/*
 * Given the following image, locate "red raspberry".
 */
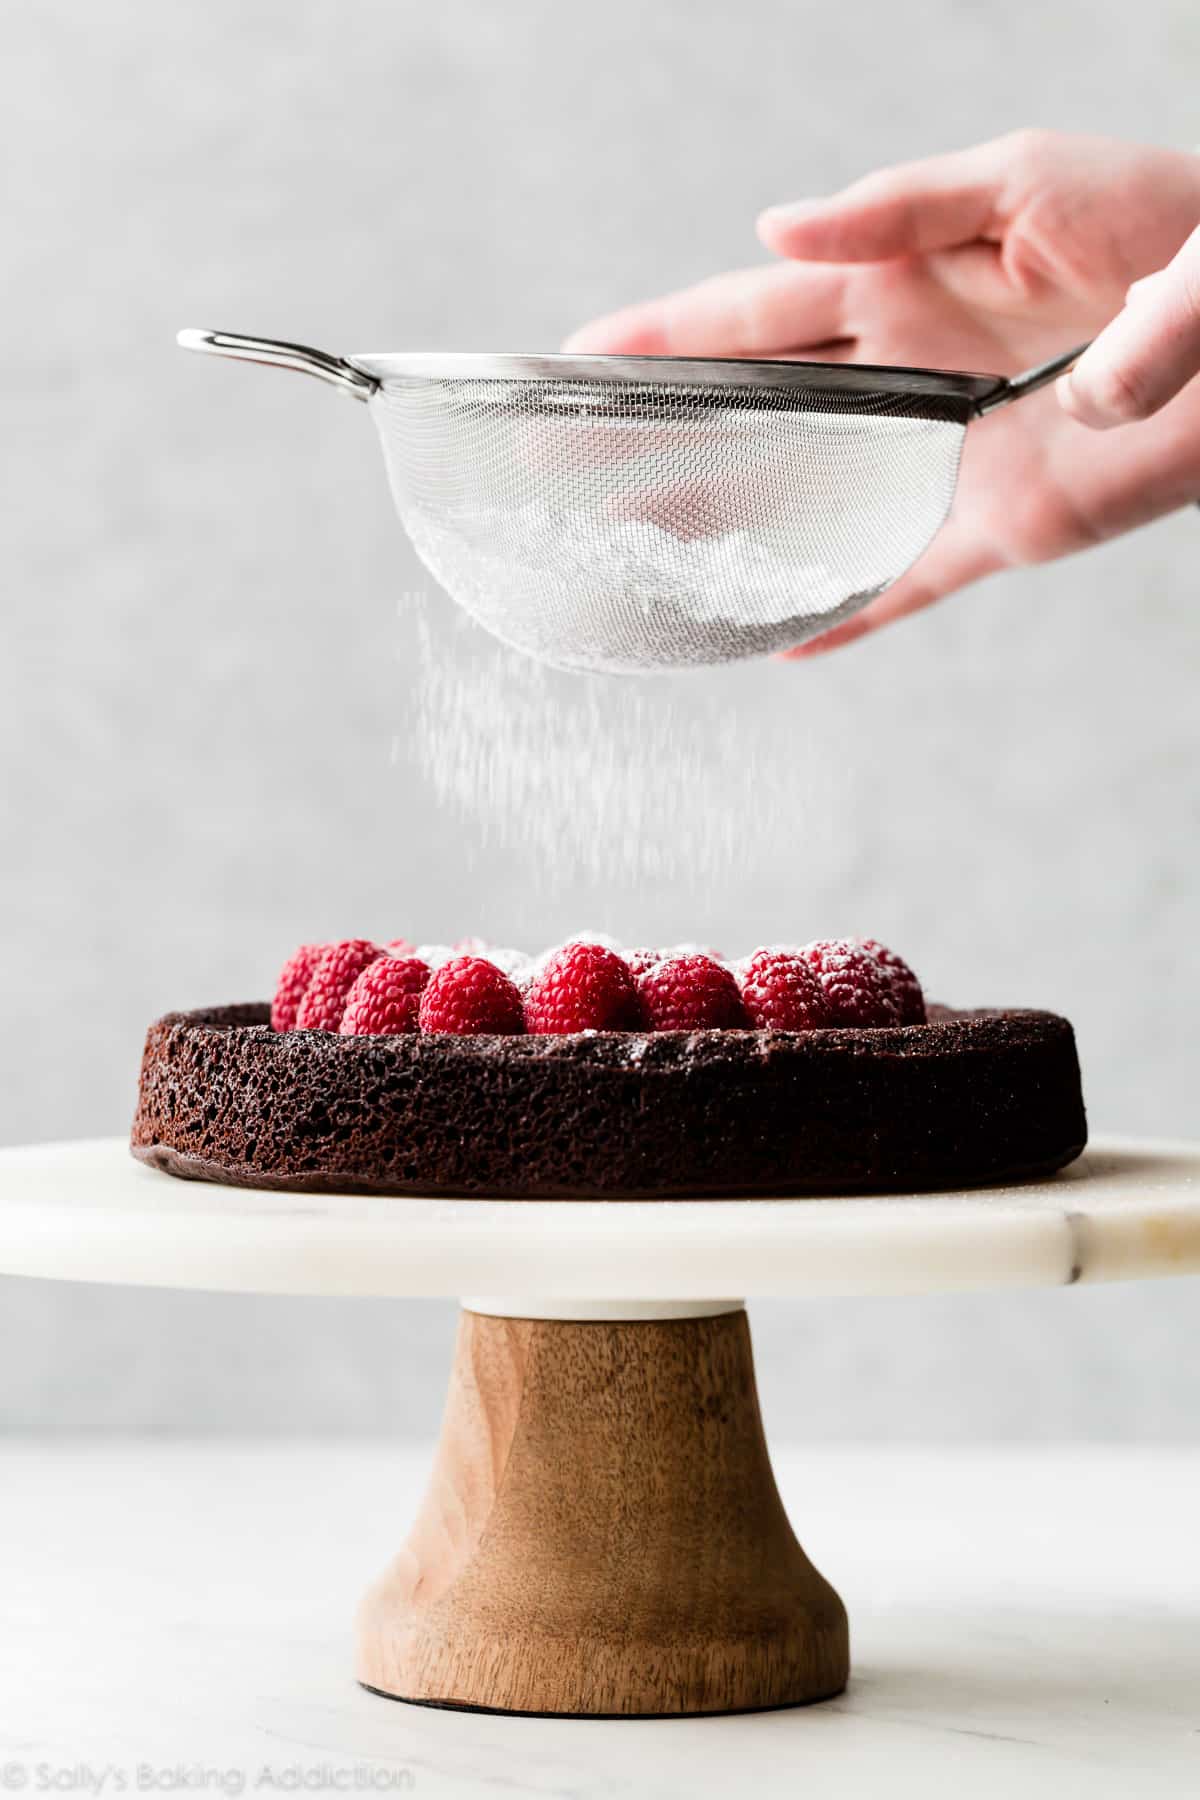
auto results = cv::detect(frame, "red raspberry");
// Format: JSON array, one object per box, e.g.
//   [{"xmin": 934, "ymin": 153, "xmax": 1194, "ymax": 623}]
[
  {"xmin": 339, "ymin": 955, "xmax": 431, "ymax": 1036},
  {"xmin": 637, "ymin": 954, "xmax": 747, "ymax": 1031},
  {"xmin": 799, "ymin": 939, "xmax": 900, "ymax": 1027},
  {"xmin": 270, "ymin": 942, "xmax": 327, "ymax": 1033},
  {"xmin": 624, "ymin": 949, "xmax": 663, "ymax": 978},
  {"xmin": 418, "ymin": 955, "xmax": 524, "ymax": 1035},
  {"xmin": 738, "ymin": 950, "xmax": 829, "ymax": 1031},
  {"xmin": 858, "ymin": 938, "xmax": 926, "ymax": 1025},
  {"xmin": 295, "ymin": 939, "xmax": 385, "ymax": 1032},
  {"xmin": 387, "ymin": 937, "xmax": 417, "ymax": 957},
  {"xmin": 524, "ymin": 942, "xmax": 642, "ymax": 1034}
]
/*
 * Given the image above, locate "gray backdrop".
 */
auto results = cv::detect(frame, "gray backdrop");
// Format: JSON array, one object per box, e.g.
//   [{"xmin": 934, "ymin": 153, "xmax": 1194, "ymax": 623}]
[{"xmin": 2, "ymin": 0, "xmax": 1197, "ymax": 1439}]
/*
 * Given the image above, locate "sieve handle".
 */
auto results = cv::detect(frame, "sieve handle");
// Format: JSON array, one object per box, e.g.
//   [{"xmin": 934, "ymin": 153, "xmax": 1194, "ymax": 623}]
[
  {"xmin": 973, "ymin": 342, "xmax": 1090, "ymax": 416},
  {"xmin": 176, "ymin": 329, "xmax": 377, "ymax": 402}
]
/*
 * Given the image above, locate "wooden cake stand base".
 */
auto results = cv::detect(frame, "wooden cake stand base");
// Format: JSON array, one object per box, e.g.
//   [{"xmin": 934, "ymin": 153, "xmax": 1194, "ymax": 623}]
[{"xmin": 356, "ymin": 1304, "xmax": 848, "ymax": 1716}]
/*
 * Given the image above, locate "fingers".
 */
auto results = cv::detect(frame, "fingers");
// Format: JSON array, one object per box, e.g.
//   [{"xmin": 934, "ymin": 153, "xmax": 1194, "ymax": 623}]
[
  {"xmin": 562, "ymin": 261, "xmax": 851, "ymax": 357},
  {"xmin": 758, "ymin": 138, "xmax": 1014, "ymax": 264},
  {"xmin": 780, "ymin": 530, "xmax": 995, "ymax": 659},
  {"xmin": 781, "ymin": 584, "xmax": 943, "ymax": 658},
  {"xmin": 1057, "ymin": 222, "xmax": 1200, "ymax": 427}
]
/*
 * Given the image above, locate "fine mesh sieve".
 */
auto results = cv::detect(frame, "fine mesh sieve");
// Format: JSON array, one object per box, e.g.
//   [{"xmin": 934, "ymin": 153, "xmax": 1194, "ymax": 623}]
[{"xmin": 178, "ymin": 330, "xmax": 1086, "ymax": 674}]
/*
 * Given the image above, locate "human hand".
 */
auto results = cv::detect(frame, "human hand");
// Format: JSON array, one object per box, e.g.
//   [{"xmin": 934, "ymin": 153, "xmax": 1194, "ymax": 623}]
[{"xmin": 565, "ymin": 132, "xmax": 1200, "ymax": 654}]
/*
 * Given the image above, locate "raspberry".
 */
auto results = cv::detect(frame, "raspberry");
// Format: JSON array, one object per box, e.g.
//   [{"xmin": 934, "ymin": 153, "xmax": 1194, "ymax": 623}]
[
  {"xmin": 738, "ymin": 950, "xmax": 829, "ymax": 1031},
  {"xmin": 295, "ymin": 939, "xmax": 385, "ymax": 1032},
  {"xmin": 339, "ymin": 955, "xmax": 431, "ymax": 1036},
  {"xmin": 798, "ymin": 938, "xmax": 900, "ymax": 1027},
  {"xmin": 624, "ymin": 949, "xmax": 664, "ymax": 978},
  {"xmin": 637, "ymin": 953, "xmax": 747, "ymax": 1031},
  {"xmin": 524, "ymin": 942, "xmax": 642, "ymax": 1034},
  {"xmin": 270, "ymin": 942, "xmax": 327, "ymax": 1033},
  {"xmin": 418, "ymin": 955, "xmax": 524, "ymax": 1035},
  {"xmin": 858, "ymin": 938, "xmax": 926, "ymax": 1025},
  {"xmin": 387, "ymin": 937, "xmax": 417, "ymax": 957}
]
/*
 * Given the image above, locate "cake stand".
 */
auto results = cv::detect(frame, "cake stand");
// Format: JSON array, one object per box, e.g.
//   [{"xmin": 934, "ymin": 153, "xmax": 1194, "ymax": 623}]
[{"xmin": 2, "ymin": 1134, "xmax": 1198, "ymax": 1720}]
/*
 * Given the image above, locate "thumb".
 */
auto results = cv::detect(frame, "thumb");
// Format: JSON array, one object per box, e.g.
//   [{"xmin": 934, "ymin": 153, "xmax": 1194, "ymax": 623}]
[{"xmin": 1058, "ymin": 223, "xmax": 1200, "ymax": 428}]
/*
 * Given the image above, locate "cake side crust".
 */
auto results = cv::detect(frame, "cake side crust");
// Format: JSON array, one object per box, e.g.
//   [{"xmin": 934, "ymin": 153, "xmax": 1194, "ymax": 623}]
[{"xmin": 131, "ymin": 1004, "xmax": 1088, "ymax": 1199}]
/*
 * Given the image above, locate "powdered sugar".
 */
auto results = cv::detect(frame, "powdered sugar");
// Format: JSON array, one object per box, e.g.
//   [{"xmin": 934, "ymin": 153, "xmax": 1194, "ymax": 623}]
[
  {"xmin": 400, "ymin": 605, "xmax": 806, "ymax": 888},
  {"xmin": 414, "ymin": 944, "xmax": 458, "ymax": 971},
  {"xmin": 405, "ymin": 507, "xmax": 858, "ymax": 674},
  {"xmin": 482, "ymin": 945, "xmax": 534, "ymax": 982}
]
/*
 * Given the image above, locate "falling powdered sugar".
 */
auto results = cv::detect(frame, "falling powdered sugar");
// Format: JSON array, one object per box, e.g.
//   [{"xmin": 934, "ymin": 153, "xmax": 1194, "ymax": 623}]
[{"xmin": 399, "ymin": 604, "xmax": 806, "ymax": 887}]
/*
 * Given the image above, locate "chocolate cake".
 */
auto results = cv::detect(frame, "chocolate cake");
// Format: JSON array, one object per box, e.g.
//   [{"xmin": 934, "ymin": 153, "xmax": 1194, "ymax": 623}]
[{"xmin": 131, "ymin": 1003, "xmax": 1087, "ymax": 1198}]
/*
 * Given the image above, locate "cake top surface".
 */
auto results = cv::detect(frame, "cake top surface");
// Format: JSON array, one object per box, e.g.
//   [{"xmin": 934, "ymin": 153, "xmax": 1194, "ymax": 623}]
[{"xmin": 154, "ymin": 1000, "xmax": 1074, "ymax": 1068}]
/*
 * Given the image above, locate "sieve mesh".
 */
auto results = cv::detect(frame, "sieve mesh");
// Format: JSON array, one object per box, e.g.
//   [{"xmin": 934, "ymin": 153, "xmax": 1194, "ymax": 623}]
[{"xmin": 369, "ymin": 374, "xmax": 969, "ymax": 673}]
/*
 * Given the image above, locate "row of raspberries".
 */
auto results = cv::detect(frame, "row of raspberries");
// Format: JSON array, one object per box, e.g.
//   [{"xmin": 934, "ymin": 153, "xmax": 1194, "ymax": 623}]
[{"xmin": 271, "ymin": 936, "xmax": 925, "ymax": 1038}]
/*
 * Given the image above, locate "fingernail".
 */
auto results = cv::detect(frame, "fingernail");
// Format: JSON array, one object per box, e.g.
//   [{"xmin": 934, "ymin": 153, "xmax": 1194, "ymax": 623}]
[
  {"xmin": 760, "ymin": 198, "xmax": 826, "ymax": 227},
  {"xmin": 1125, "ymin": 270, "xmax": 1166, "ymax": 306},
  {"xmin": 1055, "ymin": 371, "xmax": 1082, "ymax": 414},
  {"xmin": 561, "ymin": 327, "xmax": 610, "ymax": 353},
  {"xmin": 1056, "ymin": 369, "xmax": 1116, "ymax": 430}
]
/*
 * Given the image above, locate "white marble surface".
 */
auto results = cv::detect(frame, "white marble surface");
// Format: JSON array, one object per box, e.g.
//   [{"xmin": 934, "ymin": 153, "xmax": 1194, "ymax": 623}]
[
  {"xmin": 2, "ymin": 1441, "xmax": 1198, "ymax": 1796},
  {"xmin": 0, "ymin": 1138, "xmax": 1198, "ymax": 1301}
]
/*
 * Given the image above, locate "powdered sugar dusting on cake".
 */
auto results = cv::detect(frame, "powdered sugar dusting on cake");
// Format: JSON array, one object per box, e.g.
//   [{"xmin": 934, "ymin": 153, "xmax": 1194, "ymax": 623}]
[{"xmin": 415, "ymin": 944, "xmax": 459, "ymax": 971}]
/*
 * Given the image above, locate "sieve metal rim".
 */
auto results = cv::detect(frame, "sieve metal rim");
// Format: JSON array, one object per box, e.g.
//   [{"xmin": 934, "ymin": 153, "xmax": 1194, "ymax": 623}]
[
  {"xmin": 349, "ymin": 349, "xmax": 1001, "ymax": 407},
  {"xmin": 178, "ymin": 332, "xmax": 1084, "ymax": 418}
]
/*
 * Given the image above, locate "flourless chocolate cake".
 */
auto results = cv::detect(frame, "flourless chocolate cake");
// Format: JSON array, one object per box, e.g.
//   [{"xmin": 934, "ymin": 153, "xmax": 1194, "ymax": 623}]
[{"xmin": 131, "ymin": 994, "xmax": 1087, "ymax": 1199}]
